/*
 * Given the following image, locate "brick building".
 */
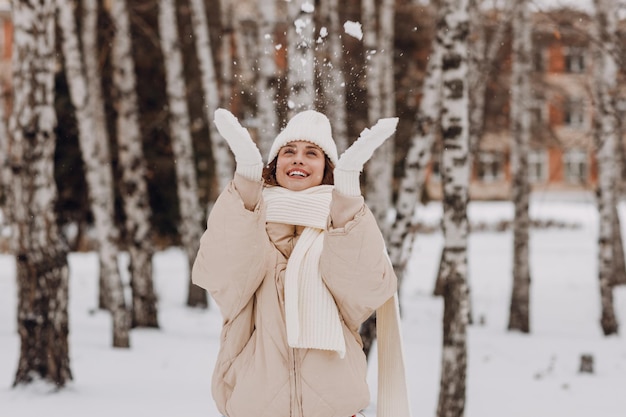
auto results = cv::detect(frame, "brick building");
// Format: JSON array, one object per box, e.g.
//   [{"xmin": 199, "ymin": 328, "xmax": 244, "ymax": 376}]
[{"xmin": 426, "ymin": 8, "xmax": 626, "ymax": 201}]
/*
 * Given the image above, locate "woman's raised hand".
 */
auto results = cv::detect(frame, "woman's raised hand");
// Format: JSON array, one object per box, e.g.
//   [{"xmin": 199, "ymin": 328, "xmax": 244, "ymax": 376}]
[
  {"xmin": 214, "ymin": 108, "xmax": 263, "ymax": 181},
  {"xmin": 334, "ymin": 117, "xmax": 399, "ymax": 196}
]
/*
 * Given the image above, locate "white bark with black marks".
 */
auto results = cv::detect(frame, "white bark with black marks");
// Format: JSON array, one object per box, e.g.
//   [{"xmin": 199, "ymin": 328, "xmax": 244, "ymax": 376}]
[
  {"xmin": 362, "ymin": 0, "xmax": 395, "ymax": 236},
  {"xmin": 388, "ymin": 31, "xmax": 443, "ymax": 283},
  {"xmin": 358, "ymin": 0, "xmax": 396, "ymax": 357},
  {"xmin": 287, "ymin": 0, "xmax": 315, "ymax": 113},
  {"xmin": 158, "ymin": 0, "xmax": 207, "ymax": 308},
  {"xmin": 107, "ymin": 0, "xmax": 159, "ymax": 327},
  {"xmin": 317, "ymin": 0, "xmax": 348, "ymax": 153},
  {"xmin": 11, "ymin": 0, "xmax": 72, "ymax": 387},
  {"xmin": 57, "ymin": 0, "xmax": 130, "ymax": 347},
  {"xmin": 436, "ymin": 0, "xmax": 470, "ymax": 415},
  {"xmin": 362, "ymin": 0, "xmax": 380, "ymax": 120},
  {"xmin": 388, "ymin": 1, "xmax": 510, "ymax": 293},
  {"xmin": 189, "ymin": 0, "xmax": 234, "ymax": 195},
  {"xmin": 591, "ymin": 0, "xmax": 619, "ymax": 335},
  {"xmin": 255, "ymin": 0, "xmax": 279, "ymax": 158}
]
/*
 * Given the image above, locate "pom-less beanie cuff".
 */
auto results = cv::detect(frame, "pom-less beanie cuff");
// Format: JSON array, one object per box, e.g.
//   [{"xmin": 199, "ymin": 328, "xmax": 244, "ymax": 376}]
[{"xmin": 267, "ymin": 110, "xmax": 339, "ymax": 165}]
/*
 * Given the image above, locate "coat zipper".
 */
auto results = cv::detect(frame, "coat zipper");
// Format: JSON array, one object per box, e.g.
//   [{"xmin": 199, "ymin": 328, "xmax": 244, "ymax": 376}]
[
  {"xmin": 288, "ymin": 347, "xmax": 296, "ymax": 416},
  {"xmin": 289, "ymin": 347, "xmax": 303, "ymax": 417},
  {"xmin": 294, "ymin": 349, "xmax": 303, "ymax": 417}
]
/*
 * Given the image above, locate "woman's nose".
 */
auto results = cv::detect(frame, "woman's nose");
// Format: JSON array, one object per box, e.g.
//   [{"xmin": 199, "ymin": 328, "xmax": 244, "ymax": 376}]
[{"xmin": 292, "ymin": 153, "xmax": 304, "ymax": 164}]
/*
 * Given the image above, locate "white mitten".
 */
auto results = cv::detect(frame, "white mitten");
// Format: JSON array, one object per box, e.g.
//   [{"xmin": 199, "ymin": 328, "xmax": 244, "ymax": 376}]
[
  {"xmin": 334, "ymin": 117, "xmax": 399, "ymax": 196},
  {"xmin": 214, "ymin": 108, "xmax": 263, "ymax": 181}
]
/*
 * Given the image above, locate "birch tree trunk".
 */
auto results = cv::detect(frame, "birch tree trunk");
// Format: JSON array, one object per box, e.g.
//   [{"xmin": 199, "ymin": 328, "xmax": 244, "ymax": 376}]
[
  {"xmin": 107, "ymin": 0, "xmax": 159, "ymax": 327},
  {"xmin": 611, "ymin": 203, "xmax": 626, "ymax": 286},
  {"xmin": 57, "ymin": 0, "xmax": 130, "ymax": 347},
  {"xmin": 388, "ymin": 28, "xmax": 443, "ymax": 284},
  {"xmin": 433, "ymin": 2, "xmax": 510, "ymax": 299},
  {"xmin": 467, "ymin": 0, "xmax": 484, "ymax": 159},
  {"xmin": 189, "ymin": 0, "xmax": 234, "ymax": 196},
  {"xmin": 287, "ymin": 0, "xmax": 315, "ymax": 114},
  {"xmin": 361, "ymin": 0, "xmax": 395, "ymax": 236},
  {"xmin": 388, "ymin": 3, "xmax": 500, "ymax": 307},
  {"xmin": 318, "ymin": 0, "xmax": 348, "ymax": 153},
  {"xmin": 612, "ymin": 110, "xmax": 626, "ymax": 287},
  {"xmin": 255, "ymin": 0, "xmax": 279, "ymax": 158},
  {"xmin": 507, "ymin": 0, "xmax": 532, "ymax": 334},
  {"xmin": 359, "ymin": 0, "xmax": 396, "ymax": 357},
  {"xmin": 436, "ymin": 0, "xmax": 470, "ymax": 415},
  {"xmin": 365, "ymin": 0, "xmax": 395, "ymax": 234},
  {"xmin": 591, "ymin": 0, "xmax": 619, "ymax": 336},
  {"xmin": 81, "ymin": 0, "xmax": 109, "ymax": 312},
  {"xmin": 361, "ymin": 0, "xmax": 380, "ymax": 121},
  {"xmin": 158, "ymin": 0, "xmax": 207, "ymax": 308},
  {"xmin": 11, "ymin": 0, "xmax": 72, "ymax": 386}
]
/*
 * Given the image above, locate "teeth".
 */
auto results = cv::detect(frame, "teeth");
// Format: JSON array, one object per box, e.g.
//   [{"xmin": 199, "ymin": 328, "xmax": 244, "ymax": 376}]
[{"xmin": 289, "ymin": 170, "xmax": 307, "ymax": 177}]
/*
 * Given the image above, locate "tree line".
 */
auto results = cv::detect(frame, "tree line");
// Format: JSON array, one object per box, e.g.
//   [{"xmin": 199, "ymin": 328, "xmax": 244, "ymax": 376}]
[{"xmin": 0, "ymin": 0, "xmax": 623, "ymax": 416}]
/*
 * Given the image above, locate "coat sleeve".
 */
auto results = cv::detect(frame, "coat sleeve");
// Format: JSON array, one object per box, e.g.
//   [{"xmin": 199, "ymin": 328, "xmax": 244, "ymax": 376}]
[
  {"xmin": 320, "ymin": 193, "xmax": 397, "ymax": 333},
  {"xmin": 191, "ymin": 180, "xmax": 269, "ymax": 321}
]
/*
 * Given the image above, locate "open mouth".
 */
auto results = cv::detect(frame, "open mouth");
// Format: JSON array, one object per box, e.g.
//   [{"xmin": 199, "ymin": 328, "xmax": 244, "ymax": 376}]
[{"xmin": 287, "ymin": 169, "xmax": 309, "ymax": 178}]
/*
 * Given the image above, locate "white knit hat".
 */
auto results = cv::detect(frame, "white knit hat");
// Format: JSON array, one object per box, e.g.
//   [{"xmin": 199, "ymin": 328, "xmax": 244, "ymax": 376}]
[{"xmin": 267, "ymin": 110, "xmax": 339, "ymax": 165}]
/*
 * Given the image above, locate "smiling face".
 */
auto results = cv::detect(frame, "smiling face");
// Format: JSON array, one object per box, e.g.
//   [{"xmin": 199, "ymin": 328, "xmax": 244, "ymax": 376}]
[{"xmin": 275, "ymin": 141, "xmax": 327, "ymax": 191}]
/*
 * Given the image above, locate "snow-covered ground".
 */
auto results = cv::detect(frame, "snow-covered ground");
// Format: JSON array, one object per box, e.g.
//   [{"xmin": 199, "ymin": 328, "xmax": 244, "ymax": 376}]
[{"xmin": 1, "ymin": 195, "xmax": 625, "ymax": 417}]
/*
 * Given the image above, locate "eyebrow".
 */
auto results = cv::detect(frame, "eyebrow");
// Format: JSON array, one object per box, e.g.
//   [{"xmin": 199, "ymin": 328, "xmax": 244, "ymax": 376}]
[{"xmin": 282, "ymin": 144, "xmax": 322, "ymax": 151}]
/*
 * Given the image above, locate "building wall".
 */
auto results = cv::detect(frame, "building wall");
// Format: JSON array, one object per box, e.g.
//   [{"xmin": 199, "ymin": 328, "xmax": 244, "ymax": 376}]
[
  {"xmin": 548, "ymin": 148, "xmax": 564, "ymax": 183},
  {"xmin": 422, "ymin": 9, "xmax": 623, "ymax": 201}
]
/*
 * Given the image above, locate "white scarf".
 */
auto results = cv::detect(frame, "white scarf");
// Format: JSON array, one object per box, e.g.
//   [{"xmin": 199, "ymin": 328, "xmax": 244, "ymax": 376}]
[
  {"xmin": 264, "ymin": 185, "xmax": 346, "ymax": 358},
  {"xmin": 263, "ymin": 185, "xmax": 412, "ymax": 417}
]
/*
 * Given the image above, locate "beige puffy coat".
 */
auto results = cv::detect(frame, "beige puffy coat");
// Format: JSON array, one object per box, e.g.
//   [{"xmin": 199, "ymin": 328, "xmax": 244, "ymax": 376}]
[{"xmin": 192, "ymin": 178, "xmax": 397, "ymax": 417}]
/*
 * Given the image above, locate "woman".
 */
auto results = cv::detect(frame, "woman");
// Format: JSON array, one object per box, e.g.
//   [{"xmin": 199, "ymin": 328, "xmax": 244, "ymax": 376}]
[{"xmin": 192, "ymin": 109, "xmax": 409, "ymax": 417}]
